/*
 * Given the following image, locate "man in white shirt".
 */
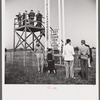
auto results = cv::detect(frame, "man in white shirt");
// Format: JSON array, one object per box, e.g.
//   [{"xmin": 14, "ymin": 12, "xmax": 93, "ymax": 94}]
[{"xmin": 63, "ymin": 39, "xmax": 75, "ymax": 79}]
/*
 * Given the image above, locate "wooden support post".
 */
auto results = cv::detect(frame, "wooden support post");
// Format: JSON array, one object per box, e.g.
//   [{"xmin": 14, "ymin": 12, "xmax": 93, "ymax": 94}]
[
  {"xmin": 32, "ymin": 32, "xmax": 34, "ymax": 50},
  {"xmin": 13, "ymin": 18, "xmax": 16, "ymax": 65},
  {"xmin": 24, "ymin": 20, "xmax": 27, "ymax": 67},
  {"xmin": 13, "ymin": 19, "xmax": 16, "ymax": 50},
  {"xmin": 59, "ymin": 56, "xmax": 61, "ymax": 65},
  {"xmin": 25, "ymin": 27, "xmax": 27, "ymax": 50}
]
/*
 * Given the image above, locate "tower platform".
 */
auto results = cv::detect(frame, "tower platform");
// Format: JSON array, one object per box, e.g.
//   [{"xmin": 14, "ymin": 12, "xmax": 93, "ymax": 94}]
[
  {"xmin": 14, "ymin": 24, "xmax": 45, "ymax": 50},
  {"xmin": 15, "ymin": 25, "xmax": 45, "ymax": 32}
]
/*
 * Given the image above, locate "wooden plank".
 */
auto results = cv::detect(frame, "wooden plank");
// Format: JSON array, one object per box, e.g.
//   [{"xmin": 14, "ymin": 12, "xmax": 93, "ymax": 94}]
[{"xmin": 15, "ymin": 25, "xmax": 44, "ymax": 32}]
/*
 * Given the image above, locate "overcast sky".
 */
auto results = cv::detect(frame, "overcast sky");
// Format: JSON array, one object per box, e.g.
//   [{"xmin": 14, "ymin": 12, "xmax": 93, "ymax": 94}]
[
  {"xmin": 50, "ymin": 0, "xmax": 96, "ymax": 47},
  {"xmin": 5, "ymin": 0, "xmax": 96, "ymax": 49}
]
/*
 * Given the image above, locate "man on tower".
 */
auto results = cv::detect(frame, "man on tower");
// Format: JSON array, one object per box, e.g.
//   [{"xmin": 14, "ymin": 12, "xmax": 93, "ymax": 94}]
[
  {"xmin": 36, "ymin": 10, "xmax": 42, "ymax": 27},
  {"xmin": 16, "ymin": 12, "xmax": 22, "ymax": 27},
  {"xmin": 28, "ymin": 10, "xmax": 35, "ymax": 26}
]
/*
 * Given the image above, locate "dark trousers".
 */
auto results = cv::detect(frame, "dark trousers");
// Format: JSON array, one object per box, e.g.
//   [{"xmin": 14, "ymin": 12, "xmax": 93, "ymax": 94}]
[
  {"xmin": 23, "ymin": 20, "xmax": 25, "ymax": 25},
  {"xmin": 48, "ymin": 60, "xmax": 55, "ymax": 73},
  {"xmin": 80, "ymin": 59, "xmax": 88, "ymax": 80},
  {"xmin": 36, "ymin": 22, "xmax": 42, "ymax": 27}
]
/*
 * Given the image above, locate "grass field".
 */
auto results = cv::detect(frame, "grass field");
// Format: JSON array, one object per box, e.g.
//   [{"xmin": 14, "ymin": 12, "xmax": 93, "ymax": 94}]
[{"xmin": 5, "ymin": 54, "xmax": 96, "ymax": 84}]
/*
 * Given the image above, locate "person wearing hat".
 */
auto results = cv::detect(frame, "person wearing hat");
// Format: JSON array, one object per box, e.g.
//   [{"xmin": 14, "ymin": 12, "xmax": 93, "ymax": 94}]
[
  {"xmin": 34, "ymin": 41, "xmax": 44, "ymax": 73},
  {"xmin": 63, "ymin": 39, "xmax": 75, "ymax": 79},
  {"xmin": 79, "ymin": 40, "xmax": 90, "ymax": 80},
  {"xmin": 16, "ymin": 12, "xmax": 22, "ymax": 27},
  {"xmin": 47, "ymin": 48, "xmax": 56, "ymax": 74},
  {"xmin": 28, "ymin": 10, "xmax": 35, "ymax": 26},
  {"xmin": 36, "ymin": 10, "xmax": 42, "ymax": 27}
]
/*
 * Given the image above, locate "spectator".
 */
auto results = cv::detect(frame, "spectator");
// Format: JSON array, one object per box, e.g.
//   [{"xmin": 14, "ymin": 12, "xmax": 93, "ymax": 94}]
[
  {"xmin": 63, "ymin": 39, "xmax": 75, "ymax": 79},
  {"xmin": 34, "ymin": 41, "xmax": 44, "ymax": 73},
  {"xmin": 47, "ymin": 48, "xmax": 56, "ymax": 74},
  {"xmin": 79, "ymin": 40, "xmax": 90, "ymax": 80}
]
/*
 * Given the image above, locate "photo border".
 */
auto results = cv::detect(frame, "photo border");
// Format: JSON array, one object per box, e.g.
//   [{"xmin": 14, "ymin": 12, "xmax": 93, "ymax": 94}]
[
  {"xmin": 0, "ymin": 0, "xmax": 2, "ymax": 99},
  {"xmin": 1, "ymin": 0, "xmax": 99, "ymax": 100}
]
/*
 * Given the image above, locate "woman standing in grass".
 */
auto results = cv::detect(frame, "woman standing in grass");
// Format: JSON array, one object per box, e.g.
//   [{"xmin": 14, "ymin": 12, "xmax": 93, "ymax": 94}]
[{"xmin": 63, "ymin": 39, "xmax": 75, "ymax": 79}]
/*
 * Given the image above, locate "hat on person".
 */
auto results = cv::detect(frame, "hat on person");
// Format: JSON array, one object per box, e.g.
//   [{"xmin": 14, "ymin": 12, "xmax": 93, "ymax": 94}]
[
  {"xmin": 47, "ymin": 48, "xmax": 52, "ymax": 51},
  {"xmin": 81, "ymin": 40, "xmax": 86, "ymax": 44}
]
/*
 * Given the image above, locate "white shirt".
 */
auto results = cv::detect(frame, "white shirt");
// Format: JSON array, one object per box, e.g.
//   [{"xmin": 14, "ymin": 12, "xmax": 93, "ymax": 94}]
[
  {"xmin": 35, "ymin": 45, "xmax": 43, "ymax": 53},
  {"xmin": 63, "ymin": 44, "xmax": 75, "ymax": 61}
]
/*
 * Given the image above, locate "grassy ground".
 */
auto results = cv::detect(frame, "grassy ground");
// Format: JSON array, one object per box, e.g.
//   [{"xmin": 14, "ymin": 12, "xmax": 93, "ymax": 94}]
[{"xmin": 5, "ymin": 55, "xmax": 96, "ymax": 84}]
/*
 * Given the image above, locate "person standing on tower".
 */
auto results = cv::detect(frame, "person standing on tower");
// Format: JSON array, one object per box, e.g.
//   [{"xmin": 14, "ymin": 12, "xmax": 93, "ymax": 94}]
[
  {"xmin": 28, "ymin": 10, "xmax": 35, "ymax": 26},
  {"xmin": 16, "ymin": 12, "xmax": 22, "ymax": 27},
  {"xmin": 25, "ymin": 10, "xmax": 29, "ymax": 25},
  {"xmin": 36, "ymin": 10, "xmax": 42, "ymax": 27}
]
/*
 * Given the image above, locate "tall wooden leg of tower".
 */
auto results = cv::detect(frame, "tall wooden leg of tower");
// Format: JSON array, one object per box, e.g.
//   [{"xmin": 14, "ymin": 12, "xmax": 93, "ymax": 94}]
[
  {"xmin": 32, "ymin": 32, "xmax": 34, "ymax": 50},
  {"xmin": 24, "ymin": 26, "xmax": 27, "ymax": 67},
  {"xmin": 13, "ymin": 19, "xmax": 16, "ymax": 64},
  {"xmin": 13, "ymin": 19, "xmax": 16, "ymax": 50},
  {"xmin": 13, "ymin": 30, "xmax": 15, "ymax": 51},
  {"xmin": 25, "ymin": 26, "xmax": 27, "ymax": 50}
]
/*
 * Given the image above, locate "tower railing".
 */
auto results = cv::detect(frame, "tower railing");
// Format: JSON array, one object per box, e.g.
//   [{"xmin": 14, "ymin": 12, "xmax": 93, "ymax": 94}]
[{"xmin": 14, "ymin": 14, "xmax": 45, "ymax": 29}]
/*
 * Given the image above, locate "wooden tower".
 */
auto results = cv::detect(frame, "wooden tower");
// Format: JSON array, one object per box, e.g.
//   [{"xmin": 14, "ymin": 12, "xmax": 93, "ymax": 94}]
[{"xmin": 13, "ymin": 15, "xmax": 45, "ymax": 51}]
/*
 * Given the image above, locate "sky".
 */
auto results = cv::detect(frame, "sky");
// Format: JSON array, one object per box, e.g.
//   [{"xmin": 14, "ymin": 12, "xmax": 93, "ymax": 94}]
[
  {"xmin": 50, "ymin": 0, "xmax": 96, "ymax": 47},
  {"xmin": 5, "ymin": 0, "xmax": 96, "ymax": 49},
  {"xmin": 64, "ymin": 0, "xmax": 96, "ymax": 47}
]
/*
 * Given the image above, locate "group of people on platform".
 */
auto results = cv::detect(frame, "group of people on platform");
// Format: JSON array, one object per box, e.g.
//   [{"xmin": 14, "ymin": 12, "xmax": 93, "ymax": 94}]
[
  {"xmin": 34, "ymin": 39, "xmax": 93, "ymax": 80},
  {"xmin": 16, "ymin": 10, "xmax": 43, "ymax": 27}
]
